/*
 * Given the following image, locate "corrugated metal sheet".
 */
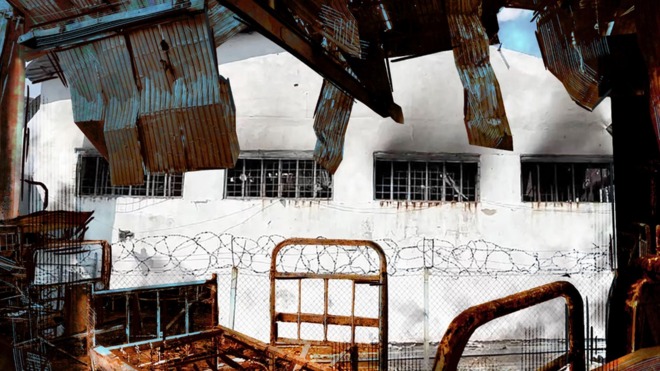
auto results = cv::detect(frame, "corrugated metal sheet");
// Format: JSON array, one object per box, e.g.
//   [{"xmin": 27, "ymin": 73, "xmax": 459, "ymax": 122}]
[
  {"xmin": 313, "ymin": 79, "xmax": 353, "ymax": 174},
  {"xmin": 56, "ymin": 45, "xmax": 110, "ymax": 159},
  {"xmin": 131, "ymin": 14, "xmax": 239, "ymax": 173},
  {"xmin": 635, "ymin": 0, "xmax": 660, "ymax": 150},
  {"xmin": 208, "ymin": 1, "xmax": 247, "ymax": 47},
  {"xmin": 95, "ymin": 36, "xmax": 144, "ymax": 186},
  {"xmin": 282, "ymin": 0, "xmax": 362, "ymax": 57},
  {"xmin": 446, "ymin": 0, "xmax": 513, "ymax": 150},
  {"xmin": 14, "ymin": 0, "xmax": 169, "ymax": 27},
  {"xmin": 536, "ymin": 4, "xmax": 609, "ymax": 111},
  {"xmin": 25, "ymin": 55, "xmax": 58, "ymax": 83},
  {"xmin": 0, "ymin": 15, "xmax": 7, "ymax": 60}
]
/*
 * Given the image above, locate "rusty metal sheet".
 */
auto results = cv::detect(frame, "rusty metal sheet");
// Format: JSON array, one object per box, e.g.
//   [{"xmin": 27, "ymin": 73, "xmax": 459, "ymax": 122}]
[
  {"xmin": 380, "ymin": 0, "xmax": 453, "ymax": 58},
  {"xmin": 0, "ymin": 14, "xmax": 7, "ymax": 60},
  {"xmin": 446, "ymin": 0, "xmax": 513, "ymax": 150},
  {"xmin": 94, "ymin": 36, "xmax": 144, "ymax": 186},
  {"xmin": 208, "ymin": 1, "xmax": 247, "ymax": 47},
  {"xmin": 25, "ymin": 54, "xmax": 58, "ymax": 83},
  {"xmin": 433, "ymin": 281, "xmax": 585, "ymax": 371},
  {"xmin": 0, "ymin": 210, "xmax": 94, "ymax": 233},
  {"xmin": 57, "ymin": 45, "xmax": 110, "ymax": 160},
  {"xmin": 635, "ymin": 1, "xmax": 660, "ymax": 153},
  {"xmin": 313, "ymin": 79, "xmax": 353, "ymax": 174},
  {"xmin": 11, "ymin": 0, "xmax": 169, "ymax": 28},
  {"xmin": 282, "ymin": 0, "xmax": 362, "ymax": 58},
  {"xmin": 131, "ymin": 14, "xmax": 239, "ymax": 173},
  {"xmin": 594, "ymin": 346, "xmax": 660, "ymax": 370},
  {"xmin": 535, "ymin": 3, "xmax": 610, "ymax": 111}
]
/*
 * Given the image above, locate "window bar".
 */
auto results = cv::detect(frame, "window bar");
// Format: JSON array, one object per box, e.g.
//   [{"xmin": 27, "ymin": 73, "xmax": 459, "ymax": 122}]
[
  {"xmin": 277, "ymin": 160, "xmax": 283, "ymax": 198},
  {"xmin": 554, "ymin": 164, "xmax": 559, "ymax": 202},
  {"xmin": 571, "ymin": 164, "xmax": 576, "ymax": 203},
  {"xmin": 390, "ymin": 161, "xmax": 394, "ymax": 201},
  {"xmin": 441, "ymin": 162, "xmax": 446, "ymax": 202},
  {"xmin": 313, "ymin": 162, "xmax": 318, "ymax": 199},
  {"xmin": 407, "ymin": 161, "xmax": 411, "ymax": 201},
  {"xmin": 425, "ymin": 162, "xmax": 429, "ymax": 201},
  {"xmin": 94, "ymin": 157, "xmax": 100, "ymax": 196},
  {"xmin": 536, "ymin": 164, "xmax": 541, "ymax": 202},
  {"xmin": 295, "ymin": 160, "xmax": 300, "ymax": 199},
  {"xmin": 164, "ymin": 174, "xmax": 169, "ymax": 197},
  {"xmin": 260, "ymin": 159, "xmax": 265, "ymax": 198},
  {"xmin": 459, "ymin": 163, "xmax": 464, "ymax": 201}
]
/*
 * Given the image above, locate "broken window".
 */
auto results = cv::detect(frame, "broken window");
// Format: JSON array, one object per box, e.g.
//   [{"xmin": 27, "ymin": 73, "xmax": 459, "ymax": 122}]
[
  {"xmin": 374, "ymin": 156, "xmax": 479, "ymax": 202},
  {"xmin": 521, "ymin": 159, "xmax": 613, "ymax": 203},
  {"xmin": 78, "ymin": 155, "xmax": 183, "ymax": 197},
  {"xmin": 225, "ymin": 157, "xmax": 333, "ymax": 199}
]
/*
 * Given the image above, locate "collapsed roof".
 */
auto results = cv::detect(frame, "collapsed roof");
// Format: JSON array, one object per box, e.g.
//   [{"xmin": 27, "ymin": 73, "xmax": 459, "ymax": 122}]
[{"xmin": 2, "ymin": 0, "xmax": 658, "ymax": 184}]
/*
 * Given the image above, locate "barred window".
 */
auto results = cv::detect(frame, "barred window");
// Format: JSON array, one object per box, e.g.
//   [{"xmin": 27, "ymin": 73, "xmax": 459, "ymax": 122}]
[
  {"xmin": 78, "ymin": 155, "xmax": 183, "ymax": 197},
  {"xmin": 374, "ymin": 155, "xmax": 479, "ymax": 202},
  {"xmin": 225, "ymin": 158, "xmax": 333, "ymax": 199},
  {"xmin": 521, "ymin": 159, "xmax": 613, "ymax": 203}
]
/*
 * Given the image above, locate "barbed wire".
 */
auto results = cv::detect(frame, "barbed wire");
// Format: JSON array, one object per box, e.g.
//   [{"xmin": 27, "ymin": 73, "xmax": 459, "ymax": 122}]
[{"xmin": 110, "ymin": 233, "xmax": 611, "ymax": 280}]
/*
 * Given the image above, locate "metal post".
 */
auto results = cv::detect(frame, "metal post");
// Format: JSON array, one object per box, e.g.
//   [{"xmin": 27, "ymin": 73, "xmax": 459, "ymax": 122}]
[
  {"xmin": 185, "ymin": 295, "xmax": 189, "ymax": 334},
  {"xmin": 126, "ymin": 294, "xmax": 130, "ymax": 343},
  {"xmin": 0, "ymin": 13, "xmax": 25, "ymax": 219},
  {"xmin": 423, "ymin": 268, "xmax": 430, "ymax": 370},
  {"xmin": 156, "ymin": 291, "xmax": 161, "ymax": 338},
  {"xmin": 229, "ymin": 267, "xmax": 239, "ymax": 329}
]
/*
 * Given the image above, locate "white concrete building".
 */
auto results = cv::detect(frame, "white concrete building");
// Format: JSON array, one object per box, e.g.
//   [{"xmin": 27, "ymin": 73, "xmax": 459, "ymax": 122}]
[{"xmin": 23, "ymin": 33, "xmax": 614, "ymax": 344}]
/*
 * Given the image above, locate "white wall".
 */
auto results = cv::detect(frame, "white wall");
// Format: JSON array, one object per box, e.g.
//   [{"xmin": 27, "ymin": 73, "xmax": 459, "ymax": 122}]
[
  {"xmin": 24, "ymin": 33, "xmax": 614, "ymax": 343},
  {"xmin": 25, "ymin": 32, "xmax": 615, "ymax": 266}
]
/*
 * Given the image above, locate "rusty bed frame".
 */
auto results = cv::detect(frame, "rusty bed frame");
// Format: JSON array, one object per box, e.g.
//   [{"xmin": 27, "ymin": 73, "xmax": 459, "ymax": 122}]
[{"xmin": 270, "ymin": 238, "xmax": 389, "ymax": 371}]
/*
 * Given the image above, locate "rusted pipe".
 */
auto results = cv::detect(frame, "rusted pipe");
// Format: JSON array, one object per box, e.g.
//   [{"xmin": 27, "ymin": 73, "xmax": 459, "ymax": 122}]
[
  {"xmin": 0, "ymin": 14, "xmax": 25, "ymax": 220},
  {"xmin": 608, "ymin": 255, "xmax": 660, "ymax": 359},
  {"xmin": 433, "ymin": 281, "xmax": 585, "ymax": 371}
]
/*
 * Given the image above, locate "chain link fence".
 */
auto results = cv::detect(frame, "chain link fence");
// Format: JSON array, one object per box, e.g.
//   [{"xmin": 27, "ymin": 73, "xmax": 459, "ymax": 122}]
[{"xmin": 109, "ymin": 234, "xmax": 614, "ymax": 370}]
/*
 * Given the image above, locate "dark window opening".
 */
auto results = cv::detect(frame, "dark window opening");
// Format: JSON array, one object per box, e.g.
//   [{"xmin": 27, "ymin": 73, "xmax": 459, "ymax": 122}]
[
  {"xmin": 226, "ymin": 158, "xmax": 333, "ymax": 199},
  {"xmin": 374, "ymin": 158, "xmax": 479, "ymax": 202},
  {"xmin": 78, "ymin": 155, "xmax": 183, "ymax": 197},
  {"xmin": 521, "ymin": 161, "xmax": 613, "ymax": 203}
]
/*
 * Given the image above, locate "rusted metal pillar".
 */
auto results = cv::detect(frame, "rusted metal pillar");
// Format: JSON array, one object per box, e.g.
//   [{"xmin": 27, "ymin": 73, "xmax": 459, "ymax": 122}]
[
  {"xmin": 0, "ymin": 12, "xmax": 25, "ymax": 220},
  {"xmin": 64, "ymin": 284, "xmax": 89, "ymax": 336}
]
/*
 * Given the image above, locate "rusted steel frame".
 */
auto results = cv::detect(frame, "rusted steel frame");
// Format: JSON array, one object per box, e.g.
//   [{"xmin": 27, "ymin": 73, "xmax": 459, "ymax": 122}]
[
  {"xmin": 433, "ymin": 281, "xmax": 585, "ymax": 371},
  {"xmin": 276, "ymin": 312, "xmax": 378, "ymax": 327},
  {"xmin": 0, "ymin": 14, "xmax": 24, "ymax": 220},
  {"xmin": 22, "ymin": 179, "xmax": 47, "ymax": 210},
  {"xmin": 535, "ymin": 353, "xmax": 567, "ymax": 371},
  {"xmin": 107, "ymin": 326, "xmax": 330, "ymax": 371},
  {"xmin": 219, "ymin": 0, "xmax": 404, "ymax": 124},
  {"xmin": 274, "ymin": 272, "xmax": 380, "ymax": 281},
  {"xmin": 270, "ymin": 238, "xmax": 388, "ymax": 371},
  {"xmin": 595, "ymin": 345, "xmax": 660, "ymax": 370}
]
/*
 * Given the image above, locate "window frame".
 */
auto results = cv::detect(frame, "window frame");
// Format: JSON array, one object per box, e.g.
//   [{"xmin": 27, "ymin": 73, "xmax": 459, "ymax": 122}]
[
  {"xmin": 223, "ymin": 151, "xmax": 333, "ymax": 200},
  {"xmin": 520, "ymin": 155, "xmax": 614, "ymax": 203},
  {"xmin": 372, "ymin": 152, "xmax": 481, "ymax": 202},
  {"xmin": 75, "ymin": 149, "xmax": 185, "ymax": 198}
]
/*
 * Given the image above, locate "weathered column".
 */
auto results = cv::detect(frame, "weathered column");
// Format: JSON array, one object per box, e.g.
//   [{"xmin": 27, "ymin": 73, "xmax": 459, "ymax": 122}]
[{"xmin": 0, "ymin": 10, "xmax": 25, "ymax": 220}]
